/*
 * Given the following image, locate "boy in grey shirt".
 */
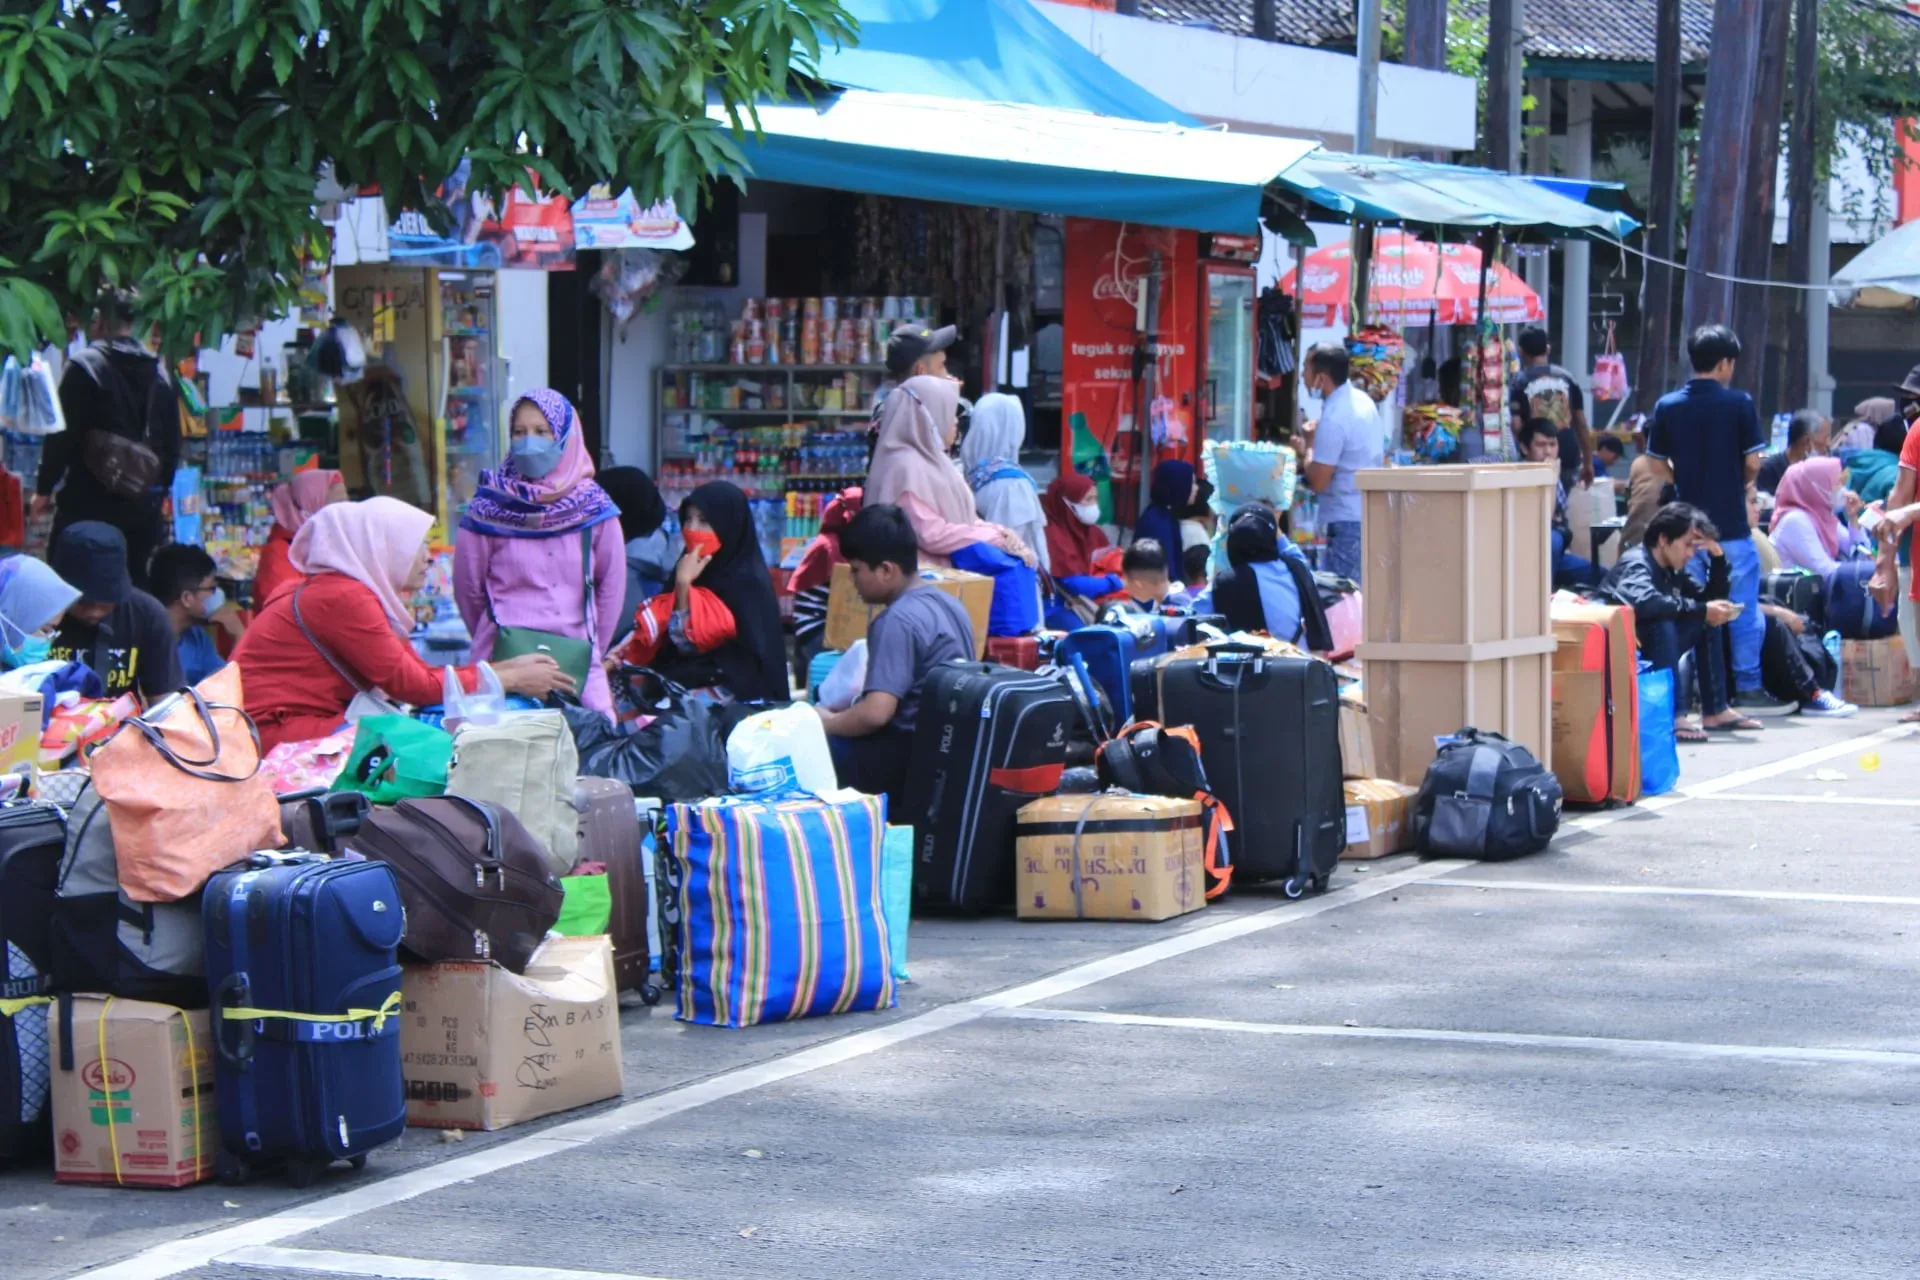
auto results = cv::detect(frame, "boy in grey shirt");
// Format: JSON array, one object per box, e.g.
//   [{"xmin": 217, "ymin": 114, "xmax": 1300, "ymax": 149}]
[{"xmin": 816, "ymin": 503, "xmax": 975, "ymax": 808}]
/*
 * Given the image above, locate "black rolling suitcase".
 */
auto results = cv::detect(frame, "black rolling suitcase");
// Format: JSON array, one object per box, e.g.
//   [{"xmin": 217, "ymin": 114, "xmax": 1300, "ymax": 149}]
[
  {"xmin": 1153, "ymin": 642, "xmax": 1344, "ymax": 896},
  {"xmin": 903, "ymin": 662, "xmax": 1074, "ymax": 912},
  {"xmin": 0, "ymin": 805, "xmax": 65, "ymax": 1162},
  {"xmin": 1761, "ymin": 568, "xmax": 1824, "ymax": 624}
]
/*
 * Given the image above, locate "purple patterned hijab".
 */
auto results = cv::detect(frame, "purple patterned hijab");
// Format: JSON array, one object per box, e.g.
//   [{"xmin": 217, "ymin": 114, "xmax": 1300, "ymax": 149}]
[{"xmin": 459, "ymin": 388, "xmax": 619, "ymax": 538}]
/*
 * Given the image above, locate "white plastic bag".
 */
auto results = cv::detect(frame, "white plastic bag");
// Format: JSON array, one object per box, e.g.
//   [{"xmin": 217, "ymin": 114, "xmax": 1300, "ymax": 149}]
[
  {"xmin": 816, "ymin": 640, "xmax": 868, "ymax": 713},
  {"xmin": 442, "ymin": 662, "xmax": 509, "ymax": 731},
  {"xmin": 19, "ymin": 355, "xmax": 65, "ymax": 436},
  {"xmin": 727, "ymin": 704, "xmax": 837, "ymax": 797}
]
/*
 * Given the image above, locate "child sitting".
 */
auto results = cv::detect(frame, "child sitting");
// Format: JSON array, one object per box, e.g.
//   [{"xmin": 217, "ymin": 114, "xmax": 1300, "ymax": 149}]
[
  {"xmin": 1168, "ymin": 543, "xmax": 1212, "ymax": 610},
  {"xmin": 1097, "ymin": 539, "xmax": 1179, "ymax": 623},
  {"xmin": 815, "ymin": 503, "xmax": 977, "ymax": 809}
]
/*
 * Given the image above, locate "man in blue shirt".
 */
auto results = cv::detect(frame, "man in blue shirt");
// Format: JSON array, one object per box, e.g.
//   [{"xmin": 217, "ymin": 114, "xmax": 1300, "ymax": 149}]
[
  {"xmin": 1643, "ymin": 325, "xmax": 1791, "ymax": 715},
  {"xmin": 149, "ymin": 543, "xmax": 240, "ymax": 687},
  {"xmin": 1302, "ymin": 344, "xmax": 1384, "ymax": 582}
]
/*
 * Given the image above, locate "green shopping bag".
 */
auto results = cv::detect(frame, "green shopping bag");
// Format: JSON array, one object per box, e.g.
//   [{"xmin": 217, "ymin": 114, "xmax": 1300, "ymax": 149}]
[
  {"xmin": 337, "ymin": 715, "xmax": 454, "ymax": 804},
  {"xmin": 555, "ymin": 874, "xmax": 613, "ymax": 936}
]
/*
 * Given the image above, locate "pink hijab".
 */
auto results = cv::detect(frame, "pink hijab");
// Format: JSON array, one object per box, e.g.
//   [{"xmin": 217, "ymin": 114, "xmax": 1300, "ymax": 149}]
[
  {"xmin": 1774, "ymin": 457, "xmax": 1845, "ymax": 559},
  {"xmin": 291, "ymin": 497, "xmax": 432, "ymax": 637},
  {"xmin": 269, "ymin": 469, "xmax": 343, "ymax": 535},
  {"xmin": 865, "ymin": 375, "xmax": 975, "ymax": 523}
]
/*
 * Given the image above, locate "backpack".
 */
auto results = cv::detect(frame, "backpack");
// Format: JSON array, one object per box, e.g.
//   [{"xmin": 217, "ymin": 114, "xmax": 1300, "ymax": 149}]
[
  {"xmin": 444, "ymin": 711, "xmax": 580, "ymax": 877},
  {"xmin": 1095, "ymin": 722, "xmax": 1234, "ymax": 898},
  {"xmin": 69, "ymin": 347, "xmax": 167, "ymax": 499},
  {"xmin": 1411, "ymin": 727, "xmax": 1563, "ymax": 860},
  {"xmin": 48, "ymin": 785, "xmax": 206, "ymax": 1008}
]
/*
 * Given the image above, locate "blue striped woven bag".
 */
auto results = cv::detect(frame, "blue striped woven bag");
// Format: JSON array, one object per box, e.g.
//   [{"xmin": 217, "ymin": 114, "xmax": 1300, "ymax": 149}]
[{"xmin": 667, "ymin": 793, "xmax": 896, "ymax": 1028}]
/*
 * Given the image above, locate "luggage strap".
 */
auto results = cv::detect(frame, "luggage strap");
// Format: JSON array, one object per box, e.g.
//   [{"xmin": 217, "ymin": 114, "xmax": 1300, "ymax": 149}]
[
  {"xmin": 0, "ymin": 994, "xmax": 52, "ymax": 1017},
  {"xmin": 220, "ymin": 990, "xmax": 403, "ymax": 1042},
  {"xmin": 1457, "ymin": 745, "xmax": 1503, "ymax": 802},
  {"xmin": 84, "ymin": 995, "xmax": 202, "ymax": 1188}
]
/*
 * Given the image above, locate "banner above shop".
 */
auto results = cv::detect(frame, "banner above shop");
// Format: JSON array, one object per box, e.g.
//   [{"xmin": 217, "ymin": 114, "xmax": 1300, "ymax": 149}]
[
  {"xmin": 719, "ymin": 89, "xmax": 1318, "ymax": 235},
  {"xmin": 570, "ymin": 188, "xmax": 695, "ymax": 251}
]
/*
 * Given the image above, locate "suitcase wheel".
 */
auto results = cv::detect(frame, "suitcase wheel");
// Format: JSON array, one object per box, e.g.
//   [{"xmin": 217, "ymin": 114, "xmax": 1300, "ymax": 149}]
[
  {"xmin": 349, "ymin": 1154, "xmax": 368, "ymax": 1172},
  {"xmin": 284, "ymin": 1155, "xmax": 324, "ymax": 1189},
  {"xmin": 1311, "ymin": 872, "xmax": 1330, "ymax": 894},
  {"xmin": 217, "ymin": 1150, "xmax": 251, "ymax": 1187},
  {"xmin": 1281, "ymin": 877, "xmax": 1306, "ymax": 901},
  {"xmin": 639, "ymin": 978, "xmax": 663, "ymax": 1008}
]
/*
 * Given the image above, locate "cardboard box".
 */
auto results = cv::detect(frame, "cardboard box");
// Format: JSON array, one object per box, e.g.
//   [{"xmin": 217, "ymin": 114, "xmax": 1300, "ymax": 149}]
[
  {"xmin": 823, "ymin": 563, "xmax": 993, "ymax": 657},
  {"xmin": 1016, "ymin": 794, "xmax": 1206, "ymax": 921},
  {"xmin": 1341, "ymin": 778, "xmax": 1420, "ymax": 859},
  {"xmin": 0, "ymin": 689, "xmax": 43, "ymax": 772},
  {"xmin": 401, "ymin": 935, "xmax": 624, "ymax": 1131},
  {"xmin": 1549, "ymin": 601, "xmax": 1641, "ymax": 805},
  {"xmin": 53, "ymin": 998, "xmax": 213, "ymax": 1188},
  {"xmin": 1842, "ymin": 637, "xmax": 1919, "ymax": 707},
  {"xmin": 1365, "ymin": 652, "xmax": 1554, "ymax": 785},
  {"xmin": 1338, "ymin": 693, "xmax": 1376, "ymax": 780}
]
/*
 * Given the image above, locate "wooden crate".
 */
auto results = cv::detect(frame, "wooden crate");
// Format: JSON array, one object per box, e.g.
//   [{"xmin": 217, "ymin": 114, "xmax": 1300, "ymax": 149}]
[
  {"xmin": 1357, "ymin": 464, "xmax": 1558, "ymax": 783},
  {"xmin": 1365, "ymin": 653, "xmax": 1555, "ymax": 785}
]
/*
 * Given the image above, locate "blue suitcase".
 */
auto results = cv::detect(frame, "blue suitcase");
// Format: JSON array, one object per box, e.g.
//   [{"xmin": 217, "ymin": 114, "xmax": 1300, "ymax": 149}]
[
  {"xmin": 204, "ymin": 854, "xmax": 407, "ymax": 1187},
  {"xmin": 1055, "ymin": 615, "xmax": 1224, "ymax": 726},
  {"xmin": 1826, "ymin": 560, "xmax": 1898, "ymax": 640}
]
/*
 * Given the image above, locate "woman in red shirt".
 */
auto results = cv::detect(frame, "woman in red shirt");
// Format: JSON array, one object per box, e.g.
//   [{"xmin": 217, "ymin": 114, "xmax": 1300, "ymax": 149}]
[
  {"xmin": 252, "ymin": 469, "xmax": 348, "ymax": 607},
  {"xmin": 232, "ymin": 497, "xmax": 571, "ymax": 750}
]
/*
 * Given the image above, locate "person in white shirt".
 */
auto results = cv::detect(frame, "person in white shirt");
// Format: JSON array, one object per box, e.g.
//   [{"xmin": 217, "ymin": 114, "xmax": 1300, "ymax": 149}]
[{"xmin": 1301, "ymin": 344, "xmax": 1384, "ymax": 582}]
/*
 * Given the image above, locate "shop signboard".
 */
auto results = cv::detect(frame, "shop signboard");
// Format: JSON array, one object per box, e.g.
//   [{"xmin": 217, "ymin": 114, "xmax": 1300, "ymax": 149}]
[
  {"xmin": 1061, "ymin": 218, "xmax": 1197, "ymax": 524},
  {"xmin": 571, "ymin": 188, "xmax": 695, "ymax": 251}
]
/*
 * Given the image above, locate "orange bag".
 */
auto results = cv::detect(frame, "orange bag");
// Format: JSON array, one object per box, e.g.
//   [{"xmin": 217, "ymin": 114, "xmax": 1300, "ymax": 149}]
[{"xmin": 88, "ymin": 664, "xmax": 284, "ymax": 903}]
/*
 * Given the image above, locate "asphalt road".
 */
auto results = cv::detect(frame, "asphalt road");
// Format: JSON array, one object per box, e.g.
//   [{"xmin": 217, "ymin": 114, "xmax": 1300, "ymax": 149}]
[{"xmin": 9, "ymin": 707, "xmax": 1920, "ymax": 1280}]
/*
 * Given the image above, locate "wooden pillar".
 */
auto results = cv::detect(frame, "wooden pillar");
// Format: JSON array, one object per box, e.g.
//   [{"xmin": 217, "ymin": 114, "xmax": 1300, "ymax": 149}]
[
  {"xmin": 1637, "ymin": 0, "xmax": 1683, "ymax": 407},
  {"xmin": 1682, "ymin": 0, "xmax": 1763, "ymax": 341},
  {"xmin": 1731, "ymin": 0, "xmax": 1790, "ymax": 401},
  {"xmin": 1252, "ymin": 0, "xmax": 1274, "ymax": 42},
  {"xmin": 1487, "ymin": 0, "xmax": 1521, "ymax": 172},
  {"xmin": 1404, "ymin": 0, "xmax": 1448, "ymax": 70},
  {"xmin": 1783, "ymin": 0, "xmax": 1819, "ymax": 413}
]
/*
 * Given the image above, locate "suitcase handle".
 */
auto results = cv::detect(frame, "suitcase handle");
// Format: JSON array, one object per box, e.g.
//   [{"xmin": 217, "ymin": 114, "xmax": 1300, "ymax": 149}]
[{"xmin": 214, "ymin": 973, "xmax": 257, "ymax": 1068}]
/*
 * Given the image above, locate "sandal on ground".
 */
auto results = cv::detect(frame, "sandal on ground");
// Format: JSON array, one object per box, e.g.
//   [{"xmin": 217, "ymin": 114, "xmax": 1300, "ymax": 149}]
[
  {"xmin": 1901, "ymin": 708, "xmax": 1920, "ymax": 723},
  {"xmin": 1675, "ymin": 724, "xmax": 1710, "ymax": 743},
  {"xmin": 1704, "ymin": 716, "xmax": 1765, "ymax": 732}
]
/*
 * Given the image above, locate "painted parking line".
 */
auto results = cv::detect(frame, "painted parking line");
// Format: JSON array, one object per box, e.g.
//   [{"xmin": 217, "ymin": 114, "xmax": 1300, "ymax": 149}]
[
  {"xmin": 216, "ymin": 1246, "xmax": 679, "ymax": 1280},
  {"xmin": 1685, "ymin": 792, "xmax": 1920, "ymax": 808},
  {"xmin": 1429, "ymin": 878, "xmax": 1920, "ymax": 908},
  {"xmin": 1562, "ymin": 722, "xmax": 1917, "ymax": 832},
  {"xmin": 1000, "ymin": 1006, "xmax": 1920, "ymax": 1068},
  {"xmin": 75, "ymin": 859, "xmax": 1470, "ymax": 1280}
]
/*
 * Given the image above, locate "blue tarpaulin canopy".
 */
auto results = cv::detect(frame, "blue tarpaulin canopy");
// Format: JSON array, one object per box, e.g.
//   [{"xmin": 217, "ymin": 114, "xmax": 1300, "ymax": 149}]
[
  {"xmin": 720, "ymin": 0, "xmax": 1314, "ymax": 233},
  {"xmin": 1274, "ymin": 153, "xmax": 1641, "ymax": 240}
]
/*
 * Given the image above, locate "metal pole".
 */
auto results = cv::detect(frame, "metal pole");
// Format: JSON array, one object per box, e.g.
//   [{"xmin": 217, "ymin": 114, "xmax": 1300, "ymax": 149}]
[
  {"xmin": 1561, "ymin": 81, "xmax": 1593, "ymax": 406},
  {"xmin": 1524, "ymin": 78, "xmax": 1552, "ymax": 316},
  {"xmin": 1809, "ymin": 188, "xmax": 1834, "ymax": 418},
  {"xmin": 1355, "ymin": 0, "xmax": 1382, "ymax": 155}
]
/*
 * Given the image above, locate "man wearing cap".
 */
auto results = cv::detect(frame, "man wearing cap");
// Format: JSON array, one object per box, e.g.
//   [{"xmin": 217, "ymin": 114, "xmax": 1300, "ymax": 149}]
[
  {"xmin": 47, "ymin": 521, "xmax": 183, "ymax": 700},
  {"xmin": 869, "ymin": 323, "xmax": 957, "ymax": 445}
]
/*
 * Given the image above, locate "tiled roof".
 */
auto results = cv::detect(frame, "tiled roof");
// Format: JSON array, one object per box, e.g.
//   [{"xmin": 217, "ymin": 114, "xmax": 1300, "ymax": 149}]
[{"xmin": 1133, "ymin": 0, "xmax": 1351, "ymax": 45}]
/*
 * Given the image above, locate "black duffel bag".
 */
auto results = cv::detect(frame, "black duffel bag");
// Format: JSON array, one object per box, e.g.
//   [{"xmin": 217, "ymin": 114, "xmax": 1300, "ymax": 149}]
[{"xmin": 1412, "ymin": 727, "xmax": 1563, "ymax": 860}]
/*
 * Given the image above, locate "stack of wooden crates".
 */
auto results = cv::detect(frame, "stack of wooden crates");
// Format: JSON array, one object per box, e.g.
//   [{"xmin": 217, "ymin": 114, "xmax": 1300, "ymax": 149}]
[{"xmin": 1356, "ymin": 463, "xmax": 1556, "ymax": 784}]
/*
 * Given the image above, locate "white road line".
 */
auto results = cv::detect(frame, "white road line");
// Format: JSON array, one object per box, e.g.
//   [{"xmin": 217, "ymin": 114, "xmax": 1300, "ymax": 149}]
[
  {"xmin": 1001, "ymin": 1006, "xmax": 1920, "ymax": 1068},
  {"xmin": 1686, "ymin": 792, "xmax": 1920, "ymax": 808},
  {"xmin": 1561, "ymin": 722, "xmax": 1917, "ymax": 832},
  {"xmin": 1429, "ymin": 878, "xmax": 1920, "ymax": 908},
  {"xmin": 77, "ymin": 858, "xmax": 1469, "ymax": 1280},
  {"xmin": 216, "ymin": 1247, "xmax": 680, "ymax": 1280}
]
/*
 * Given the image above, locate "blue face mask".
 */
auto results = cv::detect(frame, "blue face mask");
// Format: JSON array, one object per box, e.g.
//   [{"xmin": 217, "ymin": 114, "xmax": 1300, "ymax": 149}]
[
  {"xmin": 511, "ymin": 434, "xmax": 565, "ymax": 480},
  {"xmin": 0, "ymin": 613, "xmax": 50, "ymax": 669},
  {"xmin": 198, "ymin": 586, "xmax": 227, "ymax": 619}
]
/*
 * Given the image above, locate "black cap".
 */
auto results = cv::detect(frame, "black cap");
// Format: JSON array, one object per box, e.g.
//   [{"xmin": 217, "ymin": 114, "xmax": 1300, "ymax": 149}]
[
  {"xmin": 885, "ymin": 324, "xmax": 956, "ymax": 378},
  {"xmin": 1899, "ymin": 363, "xmax": 1920, "ymax": 398},
  {"xmin": 52, "ymin": 521, "xmax": 133, "ymax": 606}
]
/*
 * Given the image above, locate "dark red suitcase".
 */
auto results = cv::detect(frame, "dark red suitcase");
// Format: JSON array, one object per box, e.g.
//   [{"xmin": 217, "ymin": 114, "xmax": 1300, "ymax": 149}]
[
  {"xmin": 572, "ymin": 777, "xmax": 650, "ymax": 993},
  {"xmin": 985, "ymin": 635, "xmax": 1042, "ymax": 670}
]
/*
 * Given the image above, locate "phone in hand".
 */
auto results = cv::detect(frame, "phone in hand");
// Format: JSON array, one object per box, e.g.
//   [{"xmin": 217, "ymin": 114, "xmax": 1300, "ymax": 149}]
[{"xmin": 1723, "ymin": 601, "xmax": 1745, "ymax": 617}]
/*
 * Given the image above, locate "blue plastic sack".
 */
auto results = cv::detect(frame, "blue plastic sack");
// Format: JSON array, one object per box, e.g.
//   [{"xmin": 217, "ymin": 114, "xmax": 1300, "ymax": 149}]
[
  {"xmin": 1637, "ymin": 663, "xmax": 1679, "ymax": 797},
  {"xmin": 949, "ymin": 541, "xmax": 1042, "ymax": 637},
  {"xmin": 881, "ymin": 823, "xmax": 913, "ymax": 983}
]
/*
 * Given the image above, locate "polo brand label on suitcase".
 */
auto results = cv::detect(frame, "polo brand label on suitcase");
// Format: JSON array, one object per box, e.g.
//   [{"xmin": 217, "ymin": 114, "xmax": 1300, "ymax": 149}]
[{"xmin": 903, "ymin": 663, "xmax": 1074, "ymax": 912}]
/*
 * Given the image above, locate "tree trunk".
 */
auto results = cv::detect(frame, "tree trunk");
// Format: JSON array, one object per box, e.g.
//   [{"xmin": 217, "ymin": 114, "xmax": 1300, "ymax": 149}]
[
  {"xmin": 1405, "ymin": 0, "xmax": 1447, "ymax": 70},
  {"xmin": 1682, "ymin": 0, "xmax": 1763, "ymax": 343},
  {"xmin": 1782, "ymin": 0, "xmax": 1819, "ymax": 413},
  {"xmin": 1487, "ymin": 0, "xmax": 1519, "ymax": 172},
  {"xmin": 1637, "ymin": 0, "xmax": 1684, "ymax": 409},
  {"xmin": 1731, "ymin": 0, "xmax": 1791, "ymax": 402},
  {"xmin": 1253, "ymin": 0, "xmax": 1274, "ymax": 41}
]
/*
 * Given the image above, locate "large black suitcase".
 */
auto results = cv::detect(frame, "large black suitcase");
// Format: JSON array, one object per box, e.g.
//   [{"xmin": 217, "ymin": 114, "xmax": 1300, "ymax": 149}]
[
  {"xmin": 0, "ymin": 805, "xmax": 65, "ymax": 1162},
  {"xmin": 1761, "ymin": 569, "xmax": 1824, "ymax": 624},
  {"xmin": 903, "ymin": 662, "xmax": 1074, "ymax": 912},
  {"xmin": 203, "ymin": 852, "xmax": 407, "ymax": 1186},
  {"xmin": 1153, "ymin": 642, "xmax": 1344, "ymax": 895}
]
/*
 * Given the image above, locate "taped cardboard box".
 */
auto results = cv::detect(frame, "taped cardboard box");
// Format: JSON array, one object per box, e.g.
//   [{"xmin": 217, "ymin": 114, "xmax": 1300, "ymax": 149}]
[
  {"xmin": 1341, "ymin": 778, "xmax": 1420, "ymax": 860},
  {"xmin": 1016, "ymin": 794, "xmax": 1206, "ymax": 922},
  {"xmin": 401, "ymin": 935, "xmax": 623, "ymax": 1132},
  {"xmin": 0, "ymin": 689, "xmax": 42, "ymax": 771},
  {"xmin": 52, "ymin": 998, "xmax": 213, "ymax": 1188},
  {"xmin": 1549, "ymin": 601, "xmax": 1641, "ymax": 805},
  {"xmin": 824, "ymin": 563, "xmax": 992, "ymax": 657},
  {"xmin": 1842, "ymin": 637, "xmax": 1919, "ymax": 707}
]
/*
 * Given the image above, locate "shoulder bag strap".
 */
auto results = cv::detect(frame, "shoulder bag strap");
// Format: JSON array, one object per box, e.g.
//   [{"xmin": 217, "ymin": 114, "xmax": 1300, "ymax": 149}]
[
  {"xmin": 291, "ymin": 582, "xmax": 368, "ymax": 694},
  {"xmin": 126, "ymin": 686, "xmax": 261, "ymax": 783},
  {"xmin": 1462, "ymin": 745, "xmax": 1503, "ymax": 802},
  {"xmin": 582, "ymin": 525, "xmax": 597, "ymax": 650}
]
